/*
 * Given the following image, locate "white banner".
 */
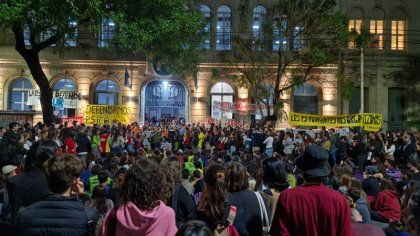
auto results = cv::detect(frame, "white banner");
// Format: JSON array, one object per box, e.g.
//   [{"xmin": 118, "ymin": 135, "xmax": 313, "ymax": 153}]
[
  {"xmin": 52, "ymin": 91, "xmax": 81, "ymax": 108},
  {"xmin": 27, "ymin": 89, "xmax": 41, "ymax": 106}
]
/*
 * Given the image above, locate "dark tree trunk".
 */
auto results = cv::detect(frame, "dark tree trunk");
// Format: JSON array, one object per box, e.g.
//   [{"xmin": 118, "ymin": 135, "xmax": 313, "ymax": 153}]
[
  {"xmin": 12, "ymin": 24, "xmax": 55, "ymax": 125},
  {"xmin": 23, "ymin": 53, "xmax": 54, "ymax": 125}
]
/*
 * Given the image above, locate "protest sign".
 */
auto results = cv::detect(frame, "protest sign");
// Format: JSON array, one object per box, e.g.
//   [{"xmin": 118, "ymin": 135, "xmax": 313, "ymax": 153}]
[
  {"xmin": 52, "ymin": 91, "xmax": 81, "ymax": 108},
  {"xmin": 161, "ymin": 142, "xmax": 173, "ymax": 150},
  {"xmin": 0, "ymin": 114, "xmax": 33, "ymax": 127},
  {"xmin": 61, "ymin": 116, "xmax": 84, "ymax": 126},
  {"xmin": 84, "ymin": 104, "xmax": 131, "ymax": 125},
  {"xmin": 27, "ymin": 89, "xmax": 41, "ymax": 106},
  {"xmin": 288, "ymin": 112, "xmax": 382, "ymax": 131}
]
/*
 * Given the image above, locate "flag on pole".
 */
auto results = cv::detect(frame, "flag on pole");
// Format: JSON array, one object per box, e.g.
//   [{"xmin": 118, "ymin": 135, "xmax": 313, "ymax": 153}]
[{"xmin": 124, "ymin": 67, "xmax": 131, "ymax": 89}]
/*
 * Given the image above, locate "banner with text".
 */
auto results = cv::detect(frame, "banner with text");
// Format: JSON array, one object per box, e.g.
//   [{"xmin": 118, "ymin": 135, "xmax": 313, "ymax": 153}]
[
  {"xmin": 84, "ymin": 105, "xmax": 131, "ymax": 125},
  {"xmin": 61, "ymin": 116, "xmax": 84, "ymax": 126},
  {"xmin": 288, "ymin": 112, "xmax": 382, "ymax": 131},
  {"xmin": 27, "ymin": 89, "xmax": 41, "ymax": 106},
  {"xmin": 52, "ymin": 91, "xmax": 81, "ymax": 109},
  {"xmin": 213, "ymin": 101, "xmax": 273, "ymax": 115}
]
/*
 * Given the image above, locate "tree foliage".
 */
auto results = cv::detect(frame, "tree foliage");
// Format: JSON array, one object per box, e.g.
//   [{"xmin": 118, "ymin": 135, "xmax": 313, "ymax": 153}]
[
  {"xmin": 228, "ymin": 0, "xmax": 348, "ymax": 125},
  {"xmin": 0, "ymin": 0, "xmax": 203, "ymax": 124}
]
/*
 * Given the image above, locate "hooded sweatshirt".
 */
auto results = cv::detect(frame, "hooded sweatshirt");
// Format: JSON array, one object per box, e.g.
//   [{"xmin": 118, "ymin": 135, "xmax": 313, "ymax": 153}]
[
  {"xmin": 374, "ymin": 190, "xmax": 401, "ymax": 222},
  {"xmin": 100, "ymin": 200, "xmax": 177, "ymax": 236}
]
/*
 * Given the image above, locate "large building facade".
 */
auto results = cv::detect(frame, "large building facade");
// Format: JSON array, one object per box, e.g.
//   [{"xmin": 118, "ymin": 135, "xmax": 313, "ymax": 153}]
[{"xmin": 0, "ymin": 0, "xmax": 419, "ymax": 130}]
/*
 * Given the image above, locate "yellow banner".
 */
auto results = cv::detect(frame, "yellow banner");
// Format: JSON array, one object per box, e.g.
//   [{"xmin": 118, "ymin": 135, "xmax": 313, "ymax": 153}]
[
  {"xmin": 288, "ymin": 112, "xmax": 382, "ymax": 131},
  {"xmin": 84, "ymin": 104, "xmax": 131, "ymax": 125}
]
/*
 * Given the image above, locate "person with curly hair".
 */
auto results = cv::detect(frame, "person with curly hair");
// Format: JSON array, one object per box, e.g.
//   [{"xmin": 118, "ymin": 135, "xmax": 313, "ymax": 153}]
[{"xmin": 99, "ymin": 158, "xmax": 177, "ymax": 236}]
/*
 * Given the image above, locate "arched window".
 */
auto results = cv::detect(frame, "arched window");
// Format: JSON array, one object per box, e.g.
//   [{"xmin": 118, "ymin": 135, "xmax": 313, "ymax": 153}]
[
  {"xmin": 211, "ymin": 82, "xmax": 234, "ymax": 119},
  {"xmin": 391, "ymin": 8, "xmax": 407, "ymax": 50},
  {"xmin": 348, "ymin": 8, "xmax": 363, "ymax": 48},
  {"xmin": 199, "ymin": 5, "xmax": 211, "ymax": 49},
  {"xmin": 9, "ymin": 77, "xmax": 33, "ymax": 110},
  {"xmin": 273, "ymin": 17, "xmax": 288, "ymax": 52},
  {"xmin": 253, "ymin": 6, "xmax": 267, "ymax": 49},
  {"xmin": 53, "ymin": 78, "xmax": 77, "ymax": 118},
  {"xmin": 216, "ymin": 5, "xmax": 231, "ymax": 50},
  {"xmin": 293, "ymin": 84, "xmax": 318, "ymax": 114},
  {"xmin": 370, "ymin": 8, "xmax": 385, "ymax": 49},
  {"xmin": 99, "ymin": 18, "xmax": 115, "ymax": 47},
  {"xmin": 95, "ymin": 80, "xmax": 119, "ymax": 105}
]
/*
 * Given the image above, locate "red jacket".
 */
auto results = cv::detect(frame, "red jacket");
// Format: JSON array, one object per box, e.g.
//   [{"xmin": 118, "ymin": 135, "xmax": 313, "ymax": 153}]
[{"xmin": 374, "ymin": 190, "xmax": 401, "ymax": 221}]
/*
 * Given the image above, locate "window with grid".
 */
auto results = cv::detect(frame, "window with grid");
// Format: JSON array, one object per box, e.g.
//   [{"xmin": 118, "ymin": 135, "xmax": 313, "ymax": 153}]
[
  {"xmin": 370, "ymin": 20, "xmax": 384, "ymax": 49},
  {"xmin": 65, "ymin": 20, "xmax": 78, "ymax": 47},
  {"xmin": 253, "ymin": 6, "xmax": 267, "ymax": 50},
  {"xmin": 216, "ymin": 5, "xmax": 231, "ymax": 51},
  {"xmin": 391, "ymin": 20, "xmax": 406, "ymax": 50},
  {"xmin": 95, "ymin": 80, "xmax": 119, "ymax": 105},
  {"xmin": 53, "ymin": 78, "xmax": 77, "ymax": 117},
  {"xmin": 99, "ymin": 18, "xmax": 115, "ymax": 48},
  {"xmin": 199, "ymin": 5, "xmax": 211, "ymax": 49},
  {"xmin": 9, "ymin": 78, "xmax": 32, "ymax": 111},
  {"xmin": 348, "ymin": 19, "xmax": 362, "ymax": 48}
]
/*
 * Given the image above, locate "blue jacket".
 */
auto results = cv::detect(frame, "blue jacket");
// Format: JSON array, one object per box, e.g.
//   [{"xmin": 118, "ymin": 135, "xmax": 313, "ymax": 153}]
[{"xmin": 15, "ymin": 194, "xmax": 98, "ymax": 236}]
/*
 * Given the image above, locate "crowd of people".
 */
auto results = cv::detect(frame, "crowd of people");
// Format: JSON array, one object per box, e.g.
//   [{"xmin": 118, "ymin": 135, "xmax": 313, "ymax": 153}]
[{"xmin": 0, "ymin": 119, "xmax": 419, "ymax": 236}]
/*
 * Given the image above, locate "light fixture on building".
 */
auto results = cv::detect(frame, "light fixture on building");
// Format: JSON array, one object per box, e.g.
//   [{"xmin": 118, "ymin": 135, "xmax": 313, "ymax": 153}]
[
  {"xmin": 238, "ymin": 87, "xmax": 248, "ymax": 99},
  {"xmin": 163, "ymin": 81, "xmax": 168, "ymax": 87}
]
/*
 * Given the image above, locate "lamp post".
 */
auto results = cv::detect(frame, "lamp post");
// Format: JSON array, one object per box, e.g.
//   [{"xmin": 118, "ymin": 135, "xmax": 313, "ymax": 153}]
[{"xmin": 360, "ymin": 47, "xmax": 364, "ymax": 113}]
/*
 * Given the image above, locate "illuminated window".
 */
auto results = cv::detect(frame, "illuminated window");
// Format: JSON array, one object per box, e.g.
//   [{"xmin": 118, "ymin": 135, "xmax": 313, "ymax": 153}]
[
  {"xmin": 253, "ymin": 6, "xmax": 267, "ymax": 50},
  {"xmin": 95, "ymin": 80, "xmax": 119, "ymax": 105},
  {"xmin": 216, "ymin": 5, "xmax": 231, "ymax": 50},
  {"xmin": 348, "ymin": 19, "xmax": 362, "ymax": 48},
  {"xmin": 211, "ymin": 82, "xmax": 234, "ymax": 119},
  {"xmin": 349, "ymin": 19, "xmax": 362, "ymax": 33},
  {"xmin": 273, "ymin": 18, "xmax": 287, "ymax": 52},
  {"xmin": 273, "ymin": 18, "xmax": 303, "ymax": 52},
  {"xmin": 99, "ymin": 18, "xmax": 115, "ymax": 48},
  {"xmin": 65, "ymin": 20, "xmax": 78, "ymax": 47},
  {"xmin": 391, "ymin": 20, "xmax": 406, "ymax": 50},
  {"xmin": 53, "ymin": 78, "xmax": 77, "ymax": 117},
  {"xmin": 9, "ymin": 77, "xmax": 32, "ymax": 111},
  {"xmin": 369, "ymin": 20, "xmax": 383, "ymax": 49},
  {"xmin": 23, "ymin": 25, "xmax": 31, "ymax": 47},
  {"xmin": 199, "ymin": 5, "xmax": 211, "ymax": 49}
]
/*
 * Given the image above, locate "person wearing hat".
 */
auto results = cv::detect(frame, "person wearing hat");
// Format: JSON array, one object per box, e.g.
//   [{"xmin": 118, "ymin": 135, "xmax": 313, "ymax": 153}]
[
  {"xmin": 1, "ymin": 165, "xmax": 17, "ymax": 220},
  {"xmin": 270, "ymin": 145, "xmax": 354, "ymax": 236},
  {"xmin": 362, "ymin": 165, "xmax": 381, "ymax": 206},
  {"xmin": 2, "ymin": 165, "xmax": 17, "ymax": 179}
]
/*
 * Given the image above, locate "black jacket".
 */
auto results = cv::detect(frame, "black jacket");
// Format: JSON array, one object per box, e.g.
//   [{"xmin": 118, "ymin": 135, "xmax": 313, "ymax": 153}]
[
  {"xmin": 169, "ymin": 184, "xmax": 197, "ymax": 228},
  {"xmin": 227, "ymin": 190, "xmax": 263, "ymax": 236},
  {"xmin": 7, "ymin": 169, "xmax": 50, "ymax": 222},
  {"xmin": 15, "ymin": 194, "xmax": 99, "ymax": 236},
  {"xmin": 76, "ymin": 133, "xmax": 91, "ymax": 154}
]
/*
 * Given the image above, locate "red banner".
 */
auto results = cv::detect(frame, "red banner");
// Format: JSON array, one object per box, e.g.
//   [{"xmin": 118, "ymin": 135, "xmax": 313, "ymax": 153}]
[{"xmin": 61, "ymin": 116, "xmax": 84, "ymax": 126}]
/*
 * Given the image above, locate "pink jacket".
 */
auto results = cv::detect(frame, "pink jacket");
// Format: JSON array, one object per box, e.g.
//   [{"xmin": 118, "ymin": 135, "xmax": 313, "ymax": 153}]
[{"xmin": 100, "ymin": 200, "xmax": 177, "ymax": 236}]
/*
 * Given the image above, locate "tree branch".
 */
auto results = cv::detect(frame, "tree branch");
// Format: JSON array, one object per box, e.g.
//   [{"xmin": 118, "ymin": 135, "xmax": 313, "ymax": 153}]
[
  {"xmin": 33, "ymin": 33, "xmax": 59, "ymax": 52},
  {"xmin": 12, "ymin": 23, "xmax": 28, "ymax": 55}
]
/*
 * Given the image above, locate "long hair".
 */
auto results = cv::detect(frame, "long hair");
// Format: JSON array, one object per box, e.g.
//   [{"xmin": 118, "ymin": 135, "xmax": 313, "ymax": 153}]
[
  {"xmin": 262, "ymin": 157, "xmax": 289, "ymax": 192},
  {"xmin": 118, "ymin": 158, "xmax": 165, "ymax": 209},
  {"xmin": 92, "ymin": 184, "xmax": 108, "ymax": 215},
  {"xmin": 227, "ymin": 161, "xmax": 249, "ymax": 192},
  {"xmin": 197, "ymin": 164, "xmax": 227, "ymax": 225},
  {"xmin": 160, "ymin": 156, "xmax": 182, "ymax": 201}
]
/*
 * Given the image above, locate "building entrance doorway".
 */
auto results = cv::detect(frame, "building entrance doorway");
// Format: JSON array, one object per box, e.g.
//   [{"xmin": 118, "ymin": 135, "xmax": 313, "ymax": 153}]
[{"xmin": 142, "ymin": 80, "xmax": 188, "ymax": 124}]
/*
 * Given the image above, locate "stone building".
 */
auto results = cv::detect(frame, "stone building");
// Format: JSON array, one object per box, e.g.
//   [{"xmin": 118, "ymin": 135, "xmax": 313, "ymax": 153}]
[{"xmin": 0, "ymin": 0, "xmax": 419, "ymax": 130}]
